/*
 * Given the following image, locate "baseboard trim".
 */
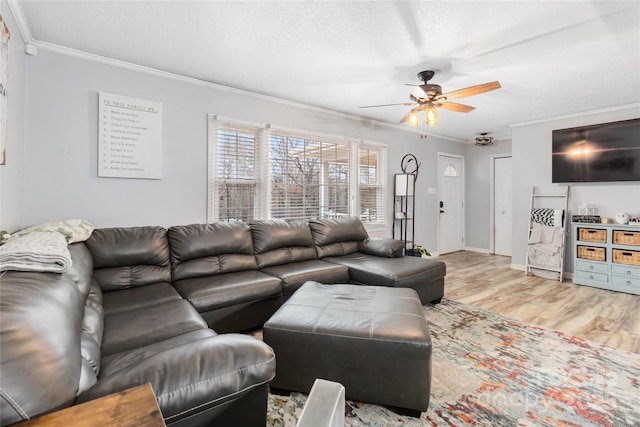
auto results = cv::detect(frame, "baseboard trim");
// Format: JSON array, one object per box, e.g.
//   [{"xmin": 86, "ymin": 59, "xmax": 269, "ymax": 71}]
[
  {"xmin": 464, "ymin": 246, "xmax": 491, "ymax": 254},
  {"xmin": 512, "ymin": 263, "xmax": 573, "ymax": 279}
]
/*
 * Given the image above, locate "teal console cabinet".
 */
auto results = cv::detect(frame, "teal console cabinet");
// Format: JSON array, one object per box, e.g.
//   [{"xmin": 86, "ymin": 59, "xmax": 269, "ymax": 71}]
[{"xmin": 572, "ymin": 222, "xmax": 640, "ymax": 295}]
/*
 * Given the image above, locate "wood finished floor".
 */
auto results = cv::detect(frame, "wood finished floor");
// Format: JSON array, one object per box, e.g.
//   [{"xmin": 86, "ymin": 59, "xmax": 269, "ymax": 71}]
[{"xmin": 439, "ymin": 251, "xmax": 640, "ymax": 354}]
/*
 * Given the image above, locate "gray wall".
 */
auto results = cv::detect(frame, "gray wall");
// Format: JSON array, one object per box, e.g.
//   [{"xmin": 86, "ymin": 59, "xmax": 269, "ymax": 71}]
[
  {"xmin": 464, "ymin": 139, "xmax": 512, "ymax": 251},
  {"xmin": 511, "ymin": 106, "xmax": 640, "ymax": 271},
  {"xmin": 0, "ymin": 1, "xmax": 26, "ymax": 232},
  {"xmin": 10, "ymin": 43, "xmax": 639, "ymax": 265},
  {"xmin": 20, "ymin": 48, "xmax": 465, "ymax": 254}
]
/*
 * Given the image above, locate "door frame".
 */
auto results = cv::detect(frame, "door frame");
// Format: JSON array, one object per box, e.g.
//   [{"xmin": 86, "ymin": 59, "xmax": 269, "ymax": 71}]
[
  {"xmin": 490, "ymin": 153, "xmax": 512, "ymax": 255},
  {"xmin": 437, "ymin": 152, "xmax": 465, "ymax": 255}
]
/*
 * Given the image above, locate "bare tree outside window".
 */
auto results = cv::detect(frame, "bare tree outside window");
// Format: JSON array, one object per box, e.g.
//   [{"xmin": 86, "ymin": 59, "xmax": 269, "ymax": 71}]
[{"xmin": 269, "ymin": 134, "xmax": 349, "ymax": 220}]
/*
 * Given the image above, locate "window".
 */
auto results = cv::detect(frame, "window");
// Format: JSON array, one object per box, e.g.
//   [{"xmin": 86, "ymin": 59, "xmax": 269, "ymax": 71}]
[
  {"xmin": 269, "ymin": 131, "xmax": 350, "ymax": 220},
  {"xmin": 208, "ymin": 116, "xmax": 387, "ymax": 227},
  {"xmin": 443, "ymin": 164, "xmax": 458, "ymax": 177},
  {"xmin": 358, "ymin": 145, "xmax": 386, "ymax": 224},
  {"xmin": 208, "ymin": 118, "xmax": 264, "ymax": 222}
]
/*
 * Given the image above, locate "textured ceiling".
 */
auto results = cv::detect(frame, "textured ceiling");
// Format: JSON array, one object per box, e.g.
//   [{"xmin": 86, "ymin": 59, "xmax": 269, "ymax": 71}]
[{"xmin": 12, "ymin": 1, "xmax": 640, "ymax": 142}]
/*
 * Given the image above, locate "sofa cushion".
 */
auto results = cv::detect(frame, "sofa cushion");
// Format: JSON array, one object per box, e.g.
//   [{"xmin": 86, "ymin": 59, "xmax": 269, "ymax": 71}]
[
  {"xmin": 173, "ymin": 270, "xmax": 282, "ymax": 313},
  {"xmin": 309, "ymin": 218, "xmax": 369, "ymax": 259},
  {"xmin": 250, "ymin": 220, "xmax": 317, "ymax": 268},
  {"xmin": 168, "ymin": 223, "xmax": 257, "ymax": 281},
  {"xmin": 314, "ymin": 241, "xmax": 359, "ymax": 259},
  {"xmin": 102, "ymin": 282, "xmax": 182, "ymax": 315},
  {"xmin": 261, "ymin": 260, "xmax": 349, "ymax": 296},
  {"xmin": 86, "ymin": 226, "xmax": 171, "ymax": 292},
  {"xmin": 79, "ymin": 331, "xmax": 276, "ymax": 425},
  {"xmin": 324, "ymin": 253, "xmax": 446, "ymax": 289},
  {"xmin": 309, "ymin": 217, "xmax": 369, "ymax": 246},
  {"xmin": 358, "ymin": 237, "xmax": 405, "ymax": 258},
  {"xmin": 101, "ymin": 300, "xmax": 207, "ymax": 356}
]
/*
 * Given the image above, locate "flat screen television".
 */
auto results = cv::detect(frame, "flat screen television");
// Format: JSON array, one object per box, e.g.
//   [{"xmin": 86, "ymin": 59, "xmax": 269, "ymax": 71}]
[{"xmin": 552, "ymin": 118, "xmax": 640, "ymax": 183}]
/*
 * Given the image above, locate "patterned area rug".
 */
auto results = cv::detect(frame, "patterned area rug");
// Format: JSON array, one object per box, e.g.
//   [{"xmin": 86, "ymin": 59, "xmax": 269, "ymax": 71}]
[{"xmin": 265, "ymin": 298, "xmax": 640, "ymax": 426}]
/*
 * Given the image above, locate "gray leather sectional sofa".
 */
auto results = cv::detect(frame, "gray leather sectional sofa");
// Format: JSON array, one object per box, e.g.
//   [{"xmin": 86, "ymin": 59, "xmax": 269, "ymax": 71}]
[{"xmin": 0, "ymin": 217, "xmax": 445, "ymax": 426}]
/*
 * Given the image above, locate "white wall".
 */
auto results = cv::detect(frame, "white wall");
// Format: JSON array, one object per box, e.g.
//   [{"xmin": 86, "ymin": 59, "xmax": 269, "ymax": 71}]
[
  {"xmin": 511, "ymin": 106, "xmax": 640, "ymax": 271},
  {"xmin": 21, "ymin": 49, "xmax": 466, "ymax": 253},
  {"xmin": 0, "ymin": 1, "xmax": 26, "ymax": 232},
  {"xmin": 464, "ymin": 139, "xmax": 512, "ymax": 251}
]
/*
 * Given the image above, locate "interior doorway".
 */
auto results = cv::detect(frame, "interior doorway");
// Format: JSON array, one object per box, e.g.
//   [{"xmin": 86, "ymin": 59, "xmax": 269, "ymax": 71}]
[
  {"xmin": 491, "ymin": 155, "xmax": 513, "ymax": 256},
  {"xmin": 437, "ymin": 153, "xmax": 464, "ymax": 254}
]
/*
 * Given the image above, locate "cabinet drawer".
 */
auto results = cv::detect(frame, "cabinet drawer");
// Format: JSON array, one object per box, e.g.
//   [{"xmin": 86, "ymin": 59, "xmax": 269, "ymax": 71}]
[
  {"xmin": 610, "ymin": 274, "xmax": 640, "ymax": 289},
  {"xmin": 613, "ymin": 230, "xmax": 640, "ymax": 246},
  {"xmin": 575, "ymin": 270, "xmax": 608, "ymax": 283},
  {"xmin": 612, "ymin": 249, "xmax": 640, "ymax": 266},
  {"xmin": 578, "ymin": 227, "xmax": 607, "ymax": 243},
  {"xmin": 611, "ymin": 264, "xmax": 640, "ymax": 278},
  {"xmin": 577, "ymin": 245, "xmax": 606, "ymax": 261},
  {"xmin": 576, "ymin": 260, "xmax": 608, "ymax": 274}
]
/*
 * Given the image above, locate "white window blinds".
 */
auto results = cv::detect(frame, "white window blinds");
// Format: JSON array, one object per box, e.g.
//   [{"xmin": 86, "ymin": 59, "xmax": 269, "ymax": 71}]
[
  {"xmin": 358, "ymin": 144, "xmax": 387, "ymax": 225},
  {"xmin": 208, "ymin": 116, "xmax": 387, "ymax": 227},
  {"xmin": 269, "ymin": 130, "xmax": 351, "ymax": 220},
  {"xmin": 208, "ymin": 117, "xmax": 263, "ymax": 222}
]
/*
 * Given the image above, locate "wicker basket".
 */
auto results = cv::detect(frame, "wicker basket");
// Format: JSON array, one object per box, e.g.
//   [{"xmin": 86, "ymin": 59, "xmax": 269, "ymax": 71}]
[
  {"xmin": 613, "ymin": 230, "xmax": 640, "ymax": 247},
  {"xmin": 612, "ymin": 249, "xmax": 640, "ymax": 266},
  {"xmin": 577, "ymin": 245, "xmax": 606, "ymax": 262},
  {"xmin": 578, "ymin": 228, "xmax": 607, "ymax": 243}
]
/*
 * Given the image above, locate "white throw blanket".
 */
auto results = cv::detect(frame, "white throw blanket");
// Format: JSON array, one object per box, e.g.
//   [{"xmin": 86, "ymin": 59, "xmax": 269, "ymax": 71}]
[{"xmin": 0, "ymin": 231, "xmax": 72, "ymax": 273}]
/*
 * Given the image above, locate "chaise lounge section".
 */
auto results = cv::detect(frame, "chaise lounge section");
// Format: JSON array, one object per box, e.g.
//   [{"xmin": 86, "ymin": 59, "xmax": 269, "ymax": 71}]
[{"xmin": 309, "ymin": 217, "xmax": 446, "ymax": 304}]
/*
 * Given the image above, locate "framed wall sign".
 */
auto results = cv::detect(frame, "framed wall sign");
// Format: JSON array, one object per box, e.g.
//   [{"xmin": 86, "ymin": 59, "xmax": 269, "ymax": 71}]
[{"xmin": 98, "ymin": 92, "xmax": 163, "ymax": 179}]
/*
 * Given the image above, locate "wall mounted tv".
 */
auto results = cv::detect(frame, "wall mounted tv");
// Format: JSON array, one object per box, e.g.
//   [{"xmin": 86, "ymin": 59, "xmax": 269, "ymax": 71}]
[{"xmin": 552, "ymin": 118, "xmax": 640, "ymax": 183}]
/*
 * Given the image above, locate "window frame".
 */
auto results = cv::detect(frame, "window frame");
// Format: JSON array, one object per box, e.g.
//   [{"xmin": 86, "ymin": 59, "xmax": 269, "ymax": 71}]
[{"xmin": 208, "ymin": 115, "xmax": 388, "ymax": 230}]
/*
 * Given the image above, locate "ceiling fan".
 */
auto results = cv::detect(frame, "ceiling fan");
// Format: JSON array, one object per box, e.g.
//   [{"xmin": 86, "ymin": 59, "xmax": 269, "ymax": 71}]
[{"xmin": 360, "ymin": 70, "xmax": 501, "ymax": 128}]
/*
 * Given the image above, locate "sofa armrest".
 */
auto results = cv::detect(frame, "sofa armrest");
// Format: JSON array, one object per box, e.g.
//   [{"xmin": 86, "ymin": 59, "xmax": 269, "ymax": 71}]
[
  {"xmin": 358, "ymin": 238, "xmax": 404, "ymax": 258},
  {"xmin": 79, "ymin": 332, "xmax": 275, "ymax": 425}
]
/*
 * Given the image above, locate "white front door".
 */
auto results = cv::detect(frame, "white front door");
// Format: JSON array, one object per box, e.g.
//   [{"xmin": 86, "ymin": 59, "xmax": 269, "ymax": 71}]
[
  {"xmin": 494, "ymin": 156, "xmax": 512, "ymax": 256},
  {"xmin": 438, "ymin": 154, "xmax": 464, "ymax": 254}
]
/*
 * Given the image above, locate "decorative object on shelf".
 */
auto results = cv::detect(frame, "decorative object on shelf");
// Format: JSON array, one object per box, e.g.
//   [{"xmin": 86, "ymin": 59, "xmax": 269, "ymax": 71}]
[
  {"xmin": 400, "ymin": 153, "xmax": 421, "ymax": 176},
  {"xmin": 601, "ymin": 217, "xmax": 614, "ymax": 224},
  {"xmin": 572, "ymin": 215, "xmax": 601, "ymax": 223},
  {"xmin": 578, "ymin": 203, "xmax": 597, "ymax": 215},
  {"xmin": 615, "ymin": 212, "xmax": 630, "ymax": 225},
  {"xmin": 474, "ymin": 132, "xmax": 494, "ymax": 146}
]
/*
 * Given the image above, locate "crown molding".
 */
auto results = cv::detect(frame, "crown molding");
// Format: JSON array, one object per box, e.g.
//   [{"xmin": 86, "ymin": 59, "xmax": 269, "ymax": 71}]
[
  {"xmin": 6, "ymin": 0, "xmax": 465, "ymax": 143},
  {"xmin": 510, "ymin": 103, "xmax": 640, "ymax": 128},
  {"xmin": 23, "ymin": 38, "xmax": 464, "ymax": 143},
  {"xmin": 6, "ymin": 0, "xmax": 33, "ymax": 43}
]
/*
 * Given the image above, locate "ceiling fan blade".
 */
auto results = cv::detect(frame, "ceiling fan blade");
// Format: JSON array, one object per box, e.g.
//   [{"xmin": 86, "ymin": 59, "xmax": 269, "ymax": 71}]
[
  {"xmin": 359, "ymin": 102, "xmax": 414, "ymax": 108},
  {"xmin": 438, "ymin": 101, "xmax": 475, "ymax": 113},
  {"xmin": 441, "ymin": 81, "xmax": 501, "ymax": 100}
]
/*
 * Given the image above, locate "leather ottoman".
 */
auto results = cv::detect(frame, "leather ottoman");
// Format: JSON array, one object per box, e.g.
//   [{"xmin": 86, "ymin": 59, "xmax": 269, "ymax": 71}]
[{"xmin": 263, "ymin": 281, "xmax": 432, "ymax": 416}]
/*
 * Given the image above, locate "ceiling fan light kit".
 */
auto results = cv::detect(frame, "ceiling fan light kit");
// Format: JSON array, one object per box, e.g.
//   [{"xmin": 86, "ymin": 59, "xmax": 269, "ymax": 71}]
[
  {"xmin": 360, "ymin": 70, "xmax": 501, "ymax": 130},
  {"xmin": 475, "ymin": 133, "xmax": 494, "ymax": 146}
]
